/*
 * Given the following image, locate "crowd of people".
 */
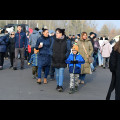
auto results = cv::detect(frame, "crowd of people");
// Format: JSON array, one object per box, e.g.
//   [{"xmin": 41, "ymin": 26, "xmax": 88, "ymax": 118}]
[{"xmin": 0, "ymin": 24, "xmax": 119, "ymax": 98}]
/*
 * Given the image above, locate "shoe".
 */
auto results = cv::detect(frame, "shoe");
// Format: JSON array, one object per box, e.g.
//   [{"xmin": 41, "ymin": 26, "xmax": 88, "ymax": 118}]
[
  {"xmin": 37, "ymin": 79, "xmax": 41, "ymax": 84},
  {"xmin": 103, "ymin": 67, "xmax": 106, "ymax": 69},
  {"xmin": 9, "ymin": 66, "xmax": 13, "ymax": 69},
  {"xmin": 44, "ymin": 78, "xmax": 47, "ymax": 84},
  {"xmin": 20, "ymin": 67, "xmax": 24, "ymax": 70},
  {"xmin": 13, "ymin": 67, "xmax": 17, "ymax": 70},
  {"xmin": 56, "ymin": 85, "xmax": 59, "ymax": 90},
  {"xmin": 32, "ymin": 75, "xmax": 36, "ymax": 79},
  {"xmin": 0, "ymin": 66, "xmax": 3, "ymax": 70},
  {"xmin": 69, "ymin": 88, "xmax": 74, "ymax": 94},
  {"xmin": 58, "ymin": 86, "xmax": 63, "ymax": 92},
  {"xmin": 81, "ymin": 80, "xmax": 85, "ymax": 84},
  {"xmin": 75, "ymin": 86, "xmax": 78, "ymax": 92}
]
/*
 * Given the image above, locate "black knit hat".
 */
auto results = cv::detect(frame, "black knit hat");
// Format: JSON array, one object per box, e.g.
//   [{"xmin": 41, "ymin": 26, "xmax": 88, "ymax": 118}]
[
  {"xmin": 105, "ymin": 37, "xmax": 108, "ymax": 40},
  {"xmin": 77, "ymin": 34, "xmax": 80, "ymax": 37}
]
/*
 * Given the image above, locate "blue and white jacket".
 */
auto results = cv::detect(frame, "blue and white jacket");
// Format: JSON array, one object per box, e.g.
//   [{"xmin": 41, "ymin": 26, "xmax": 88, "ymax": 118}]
[{"xmin": 65, "ymin": 53, "xmax": 85, "ymax": 74}]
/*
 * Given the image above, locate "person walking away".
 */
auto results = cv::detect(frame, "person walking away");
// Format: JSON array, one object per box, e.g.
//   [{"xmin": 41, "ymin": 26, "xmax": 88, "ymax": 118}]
[
  {"xmin": 8, "ymin": 31, "xmax": 15, "ymax": 69},
  {"xmin": 100, "ymin": 38, "xmax": 112, "ymax": 69},
  {"xmin": 51, "ymin": 28, "xmax": 70, "ymax": 92},
  {"xmin": 29, "ymin": 28, "xmax": 41, "ymax": 61},
  {"xmin": 13, "ymin": 25, "xmax": 28, "ymax": 70},
  {"xmin": 106, "ymin": 38, "xmax": 120, "ymax": 100},
  {"xmin": 0, "ymin": 34, "xmax": 9, "ymax": 70},
  {"xmin": 66, "ymin": 45, "xmax": 85, "ymax": 94},
  {"xmin": 28, "ymin": 48, "xmax": 39, "ymax": 79},
  {"xmin": 98, "ymin": 37, "xmax": 104, "ymax": 67},
  {"xmin": 35, "ymin": 27, "xmax": 51, "ymax": 84},
  {"xmin": 77, "ymin": 32, "xmax": 93, "ymax": 84}
]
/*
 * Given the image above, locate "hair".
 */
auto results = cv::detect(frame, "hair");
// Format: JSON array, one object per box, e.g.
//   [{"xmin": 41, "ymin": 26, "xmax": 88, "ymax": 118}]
[
  {"xmin": 42, "ymin": 28, "xmax": 48, "ymax": 33},
  {"xmin": 114, "ymin": 37, "xmax": 120, "ymax": 53},
  {"xmin": 55, "ymin": 28, "xmax": 65, "ymax": 36},
  {"xmin": 80, "ymin": 32, "xmax": 88, "ymax": 40},
  {"xmin": 35, "ymin": 27, "xmax": 39, "ymax": 31},
  {"xmin": 17, "ymin": 24, "xmax": 21, "ymax": 27}
]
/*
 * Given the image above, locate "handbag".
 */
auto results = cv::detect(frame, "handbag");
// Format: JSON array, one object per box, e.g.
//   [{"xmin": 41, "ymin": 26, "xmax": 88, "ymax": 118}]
[{"xmin": 82, "ymin": 42, "xmax": 93, "ymax": 64}]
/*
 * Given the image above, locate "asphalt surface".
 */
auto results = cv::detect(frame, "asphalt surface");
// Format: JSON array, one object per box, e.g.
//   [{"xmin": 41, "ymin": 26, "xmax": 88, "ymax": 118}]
[{"xmin": 0, "ymin": 59, "xmax": 114, "ymax": 100}]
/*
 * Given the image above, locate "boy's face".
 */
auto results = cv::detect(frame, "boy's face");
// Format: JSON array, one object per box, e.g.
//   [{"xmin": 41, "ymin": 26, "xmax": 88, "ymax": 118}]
[
  {"xmin": 34, "ymin": 51, "xmax": 38, "ymax": 54},
  {"xmin": 72, "ymin": 50, "xmax": 77, "ymax": 54}
]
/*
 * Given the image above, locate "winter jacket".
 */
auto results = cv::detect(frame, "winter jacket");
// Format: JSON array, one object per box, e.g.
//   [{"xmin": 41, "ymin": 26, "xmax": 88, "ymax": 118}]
[
  {"xmin": 66, "ymin": 53, "xmax": 85, "ymax": 74},
  {"xmin": 93, "ymin": 40, "xmax": 100, "ymax": 54},
  {"xmin": 35, "ymin": 35, "xmax": 51, "ymax": 67},
  {"xmin": 100, "ymin": 40, "xmax": 112, "ymax": 58},
  {"xmin": 8, "ymin": 37, "xmax": 15, "ymax": 53},
  {"xmin": 28, "ymin": 53, "xmax": 38, "ymax": 66},
  {"xmin": 89, "ymin": 36, "xmax": 94, "ymax": 49},
  {"xmin": 0, "ymin": 34, "xmax": 9, "ymax": 52},
  {"xmin": 15, "ymin": 31, "xmax": 28, "ymax": 48},
  {"xmin": 106, "ymin": 50, "xmax": 120, "ymax": 100},
  {"xmin": 29, "ymin": 30, "xmax": 40, "ymax": 48},
  {"xmin": 51, "ymin": 36, "xmax": 69, "ymax": 68},
  {"xmin": 77, "ymin": 39, "xmax": 93, "ymax": 74}
]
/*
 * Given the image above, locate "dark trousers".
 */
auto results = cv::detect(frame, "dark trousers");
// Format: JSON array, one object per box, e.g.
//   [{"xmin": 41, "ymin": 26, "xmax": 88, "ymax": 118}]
[
  {"xmin": 32, "ymin": 66, "xmax": 38, "ymax": 77},
  {"xmin": 0, "ymin": 52, "xmax": 5, "ymax": 66},
  {"xmin": 49, "ymin": 66, "xmax": 55, "ymax": 78},
  {"xmin": 9, "ymin": 52, "xmax": 15, "ymax": 66},
  {"xmin": 14, "ymin": 48, "xmax": 25, "ymax": 68}
]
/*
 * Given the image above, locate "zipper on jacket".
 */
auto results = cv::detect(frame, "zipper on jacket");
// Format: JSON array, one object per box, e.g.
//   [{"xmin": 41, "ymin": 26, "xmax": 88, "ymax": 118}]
[
  {"xmin": 19, "ymin": 33, "xmax": 20, "ymax": 48},
  {"xmin": 73, "ymin": 55, "xmax": 76, "ymax": 74}
]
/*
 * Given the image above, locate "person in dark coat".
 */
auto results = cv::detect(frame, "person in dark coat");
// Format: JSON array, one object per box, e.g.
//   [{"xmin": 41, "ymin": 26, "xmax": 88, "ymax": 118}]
[
  {"xmin": 0, "ymin": 33, "xmax": 9, "ymax": 70},
  {"xmin": 36, "ymin": 27, "xmax": 51, "ymax": 84},
  {"xmin": 106, "ymin": 39, "xmax": 120, "ymax": 100},
  {"xmin": 8, "ymin": 31, "xmax": 15, "ymax": 69},
  {"xmin": 51, "ymin": 28, "xmax": 70, "ymax": 92}
]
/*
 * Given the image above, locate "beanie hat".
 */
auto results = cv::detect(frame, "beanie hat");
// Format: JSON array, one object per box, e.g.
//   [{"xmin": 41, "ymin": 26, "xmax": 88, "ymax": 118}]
[
  {"xmin": 105, "ymin": 37, "xmax": 108, "ymax": 40},
  {"xmin": 72, "ymin": 45, "xmax": 79, "ymax": 52},
  {"xmin": 89, "ymin": 32, "xmax": 94, "ymax": 36},
  {"xmin": 34, "ymin": 48, "xmax": 39, "ymax": 53},
  {"xmin": 77, "ymin": 34, "xmax": 80, "ymax": 37}
]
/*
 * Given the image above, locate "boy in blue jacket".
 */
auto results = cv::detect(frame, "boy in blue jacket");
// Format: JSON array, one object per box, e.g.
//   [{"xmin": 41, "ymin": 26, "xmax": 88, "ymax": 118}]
[
  {"xmin": 66, "ymin": 45, "xmax": 85, "ymax": 94},
  {"xmin": 28, "ymin": 48, "xmax": 39, "ymax": 79}
]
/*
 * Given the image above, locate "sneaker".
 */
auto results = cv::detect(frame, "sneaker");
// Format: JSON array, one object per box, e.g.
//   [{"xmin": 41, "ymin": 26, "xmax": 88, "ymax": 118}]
[
  {"xmin": 0, "ymin": 66, "xmax": 3, "ymax": 70},
  {"xmin": 56, "ymin": 85, "xmax": 59, "ymax": 90},
  {"xmin": 75, "ymin": 86, "xmax": 78, "ymax": 92},
  {"xmin": 20, "ymin": 67, "xmax": 24, "ymax": 70},
  {"xmin": 69, "ymin": 88, "xmax": 74, "ymax": 94},
  {"xmin": 13, "ymin": 67, "xmax": 17, "ymax": 70},
  {"xmin": 32, "ymin": 75, "xmax": 36, "ymax": 79},
  {"xmin": 9, "ymin": 66, "xmax": 13, "ymax": 69},
  {"xmin": 58, "ymin": 86, "xmax": 63, "ymax": 92}
]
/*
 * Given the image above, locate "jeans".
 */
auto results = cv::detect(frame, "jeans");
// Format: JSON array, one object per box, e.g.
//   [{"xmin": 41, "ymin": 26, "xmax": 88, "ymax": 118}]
[
  {"xmin": 79, "ymin": 74, "xmax": 86, "ymax": 81},
  {"xmin": 93, "ymin": 54, "xmax": 98, "ymax": 67},
  {"xmin": 38, "ymin": 66, "xmax": 50, "ymax": 79},
  {"xmin": 55, "ymin": 68, "xmax": 65, "ymax": 86},
  {"xmin": 103, "ymin": 57, "xmax": 109, "ymax": 68},
  {"xmin": 0, "ymin": 52, "xmax": 5, "ymax": 66},
  {"xmin": 49, "ymin": 66, "xmax": 55, "ymax": 78},
  {"xmin": 90, "ymin": 63, "xmax": 95, "ymax": 71},
  {"xmin": 98, "ymin": 49, "xmax": 103, "ymax": 66}
]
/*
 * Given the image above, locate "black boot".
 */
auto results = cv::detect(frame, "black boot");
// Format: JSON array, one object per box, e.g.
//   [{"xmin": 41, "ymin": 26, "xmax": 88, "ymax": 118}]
[{"xmin": 13, "ymin": 67, "xmax": 17, "ymax": 70}]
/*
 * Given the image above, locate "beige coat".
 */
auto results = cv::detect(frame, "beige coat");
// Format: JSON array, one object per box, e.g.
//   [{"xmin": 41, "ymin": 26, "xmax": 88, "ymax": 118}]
[{"xmin": 77, "ymin": 39, "xmax": 93, "ymax": 74}]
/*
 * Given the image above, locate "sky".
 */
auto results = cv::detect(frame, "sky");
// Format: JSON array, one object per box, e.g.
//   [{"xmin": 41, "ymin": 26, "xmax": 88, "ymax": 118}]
[{"xmin": 93, "ymin": 20, "xmax": 120, "ymax": 31}]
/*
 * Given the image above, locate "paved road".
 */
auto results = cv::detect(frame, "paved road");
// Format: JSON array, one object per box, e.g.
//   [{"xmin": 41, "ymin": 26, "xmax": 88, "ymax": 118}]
[{"xmin": 0, "ymin": 59, "xmax": 114, "ymax": 100}]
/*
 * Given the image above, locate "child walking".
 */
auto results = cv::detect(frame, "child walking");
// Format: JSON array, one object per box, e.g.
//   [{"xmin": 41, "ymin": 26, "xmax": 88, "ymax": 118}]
[
  {"xmin": 28, "ymin": 48, "xmax": 39, "ymax": 79},
  {"xmin": 66, "ymin": 45, "xmax": 85, "ymax": 94}
]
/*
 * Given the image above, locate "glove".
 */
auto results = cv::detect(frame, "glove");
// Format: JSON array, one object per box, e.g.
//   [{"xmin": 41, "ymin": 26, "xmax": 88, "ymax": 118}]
[{"xmin": 28, "ymin": 63, "xmax": 30, "ymax": 65}]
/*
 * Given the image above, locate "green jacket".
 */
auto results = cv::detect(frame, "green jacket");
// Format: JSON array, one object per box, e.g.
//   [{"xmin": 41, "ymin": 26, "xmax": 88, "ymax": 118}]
[{"xmin": 77, "ymin": 39, "xmax": 93, "ymax": 74}]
